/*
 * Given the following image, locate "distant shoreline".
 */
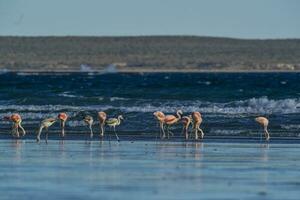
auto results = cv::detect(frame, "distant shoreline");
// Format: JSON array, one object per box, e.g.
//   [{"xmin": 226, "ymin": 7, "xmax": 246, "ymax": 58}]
[
  {"xmin": 1, "ymin": 36, "xmax": 300, "ymax": 72},
  {"xmin": 3, "ymin": 68, "xmax": 300, "ymax": 73}
]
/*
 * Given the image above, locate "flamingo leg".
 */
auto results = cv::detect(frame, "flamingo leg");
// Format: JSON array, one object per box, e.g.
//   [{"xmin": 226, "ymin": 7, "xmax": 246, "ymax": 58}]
[
  {"xmin": 161, "ymin": 123, "xmax": 166, "ymax": 139},
  {"xmin": 166, "ymin": 126, "xmax": 170, "ymax": 139},
  {"xmin": 198, "ymin": 127, "xmax": 204, "ymax": 139},
  {"xmin": 18, "ymin": 123, "xmax": 26, "ymax": 136},
  {"xmin": 61, "ymin": 121, "xmax": 65, "ymax": 138},
  {"xmin": 11, "ymin": 123, "xmax": 16, "ymax": 137},
  {"xmin": 45, "ymin": 128, "xmax": 49, "ymax": 144},
  {"xmin": 264, "ymin": 127, "xmax": 270, "ymax": 141},
  {"xmin": 89, "ymin": 125, "xmax": 93, "ymax": 139},
  {"xmin": 185, "ymin": 126, "xmax": 189, "ymax": 140},
  {"xmin": 113, "ymin": 126, "xmax": 120, "ymax": 142},
  {"xmin": 195, "ymin": 125, "xmax": 199, "ymax": 140},
  {"xmin": 13, "ymin": 123, "xmax": 20, "ymax": 138},
  {"xmin": 168, "ymin": 126, "xmax": 174, "ymax": 136},
  {"xmin": 108, "ymin": 126, "xmax": 112, "ymax": 144},
  {"xmin": 37, "ymin": 125, "xmax": 43, "ymax": 142},
  {"xmin": 100, "ymin": 124, "xmax": 104, "ymax": 138}
]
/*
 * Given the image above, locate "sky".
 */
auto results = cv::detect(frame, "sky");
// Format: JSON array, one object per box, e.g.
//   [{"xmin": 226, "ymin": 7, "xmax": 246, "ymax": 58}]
[{"xmin": 0, "ymin": 0, "xmax": 300, "ymax": 39}]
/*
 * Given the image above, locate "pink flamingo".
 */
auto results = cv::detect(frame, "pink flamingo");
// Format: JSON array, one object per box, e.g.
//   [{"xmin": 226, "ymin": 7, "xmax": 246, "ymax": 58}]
[
  {"xmin": 181, "ymin": 115, "xmax": 192, "ymax": 140},
  {"xmin": 3, "ymin": 113, "xmax": 26, "ymax": 138},
  {"xmin": 255, "ymin": 117, "xmax": 270, "ymax": 141},
  {"xmin": 98, "ymin": 111, "xmax": 107, "ymax": 138},
  {"xmin": 58, "ymin": 112, "xmax": 68, "ymax": 138},
  {"xmin": 83, "ymin": 115, "xmax": 94, "ymax": 139},
  {"xmin": 192, "ymin": 112, "xmax": 204, "ymax": 140},
  {"xmin": 153, "ymin": 111, "xmax": 166, "ymax": 138},
  {"xmin": 37, "ymin": 118, "xmax": 57, "ymax": 143},
  {"xmin": 164, "ymin": 110, "xmax": 183, "ymax": 139}
]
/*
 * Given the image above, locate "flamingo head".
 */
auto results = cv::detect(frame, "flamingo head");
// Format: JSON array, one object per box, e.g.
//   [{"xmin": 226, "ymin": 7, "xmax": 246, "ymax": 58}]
[
  {"xmin": 10, "ymin": 114, "xmax": 21, "ymax": 123},
  {"xmin": 118, "ymin": 115, "xmax": 124, "ymax": 121},
  {"xmin": 58, "ymin": 112, "xmax": 68, "ymax": 121}
]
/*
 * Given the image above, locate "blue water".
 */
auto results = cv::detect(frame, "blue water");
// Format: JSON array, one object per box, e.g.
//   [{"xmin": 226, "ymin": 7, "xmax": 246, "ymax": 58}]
[
  {"xmin": 1, "ymin": 72, "xmax": 300, "ymax": 199},
  {"xmin": 1, "ymin": 72, "xmax": 300, "ymax": 137},
  {"xmin": 1, "ymin": 140, "xmax": 300, "ymax": 200}
]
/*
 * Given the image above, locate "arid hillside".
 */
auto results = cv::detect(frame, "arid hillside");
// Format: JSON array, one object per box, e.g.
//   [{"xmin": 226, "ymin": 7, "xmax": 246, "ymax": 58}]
[{"xmin": 1, "ymin": 36, "xmax": 300, "ymax": 71}]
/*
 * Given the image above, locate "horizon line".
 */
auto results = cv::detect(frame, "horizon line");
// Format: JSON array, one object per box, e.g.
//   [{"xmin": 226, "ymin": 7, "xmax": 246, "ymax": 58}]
[{"xmin": 0, "ymin": 34, "xmax": 300, "ymax": 40}]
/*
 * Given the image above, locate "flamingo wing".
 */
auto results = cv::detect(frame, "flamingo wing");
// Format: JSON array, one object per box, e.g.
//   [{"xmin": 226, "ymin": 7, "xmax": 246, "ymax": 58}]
[
  {"xmin": 164, "ymin": 115, "xmax": 177, "ymax": 124},
  {"xmin": 106, "ymin": 118, "xmax": 118, "ymax": 125}
]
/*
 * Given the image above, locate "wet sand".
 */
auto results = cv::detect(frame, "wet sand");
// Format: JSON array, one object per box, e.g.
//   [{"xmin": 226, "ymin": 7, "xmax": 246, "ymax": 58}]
[{"xmin": 1, "ymin": 139, "xmax": 300, "ymax": 199}]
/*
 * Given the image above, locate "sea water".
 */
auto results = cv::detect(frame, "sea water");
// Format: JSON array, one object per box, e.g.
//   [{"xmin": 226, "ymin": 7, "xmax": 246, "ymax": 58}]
[
  {"xmin": 1, "ymin": 72, "xmax": 300, "ymax": 137},
  {"xmin": 1, "ymin": 72, "xmax": 300, "ymax": 199}
]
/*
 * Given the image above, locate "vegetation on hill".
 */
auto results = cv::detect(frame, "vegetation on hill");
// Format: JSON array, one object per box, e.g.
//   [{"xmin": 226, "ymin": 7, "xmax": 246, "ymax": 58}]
[{"xmin": 0, "ymin": 36, "xmax": 300, "ymax": 71}]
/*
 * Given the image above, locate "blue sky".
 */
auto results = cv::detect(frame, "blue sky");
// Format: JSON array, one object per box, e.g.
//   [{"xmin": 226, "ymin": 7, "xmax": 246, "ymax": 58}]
[{"xmin": 0, "ymin": 0, "xmax": 299, "ymax": 38}]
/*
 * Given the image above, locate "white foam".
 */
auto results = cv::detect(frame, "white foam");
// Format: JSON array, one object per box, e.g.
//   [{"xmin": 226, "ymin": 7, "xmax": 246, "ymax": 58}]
[{"xmin": 0, "ymin": 97, "xmax": 299, "ymax": 116}]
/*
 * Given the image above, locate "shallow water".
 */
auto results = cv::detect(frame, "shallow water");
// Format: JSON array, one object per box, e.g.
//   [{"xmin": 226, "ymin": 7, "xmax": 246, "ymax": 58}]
[
  {"xmin": 1, "ymin": 139, "xmax": 300, "ymax": 200},
  {"xmin": 1, "ymin": 72, "xmax": 300, "ymax": 137}
]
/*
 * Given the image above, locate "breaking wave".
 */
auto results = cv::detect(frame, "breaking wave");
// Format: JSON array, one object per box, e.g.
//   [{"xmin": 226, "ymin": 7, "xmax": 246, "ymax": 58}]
[{"xmin": 0, "ymin": 97, "xmax": 299, "ymax": 115}]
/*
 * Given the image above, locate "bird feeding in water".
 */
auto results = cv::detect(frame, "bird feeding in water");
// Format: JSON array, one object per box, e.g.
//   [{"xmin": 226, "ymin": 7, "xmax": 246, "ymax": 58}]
[
  {"xmin": 153, "ymin": 111, "xmax": 166, "ymax": 139},
  {"xmin": 37, "ymin": 118, "xmax": 56, "ymax": 143},
  {"xmin": 163, "ymin": 110, "xmax": 183, "ymax": 139},
  {"xmin": 192, "ymin": 112, "xmax": 204, "ymax": 140},
  {"xmin": 255, "ymin": 116, "xmax": 270, "ymax": 141},
  {"xmin": 83, "ymin": 115, "xmax": 94, "ymax": 139},
  {"xmin": 98, "ymin": 111, "xmax": 107, "ymax": 138},
  {"xmin": 181, "ymin": 115, "xmax": 192, "ymax": 140},
  {"xmin": 58, "ymin": 112, "xmax": 68, "ymax": 138},
  {"xmin": 3, "ymin": 113, "xmax": 26, "ymax": 138},
  {"xmin": 106, "ymin": 115, "xmax": 124, "ymax": 142}
]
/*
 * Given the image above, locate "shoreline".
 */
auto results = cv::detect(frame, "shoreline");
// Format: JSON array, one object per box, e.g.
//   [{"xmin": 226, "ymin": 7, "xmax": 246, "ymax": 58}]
[
  {"xmin": 1, "ymin": 134, "xmax": 300, "ymax": 144},
  {"xmin": 2, "ymin": 68, "xmax": 300, "ymax": 73}
]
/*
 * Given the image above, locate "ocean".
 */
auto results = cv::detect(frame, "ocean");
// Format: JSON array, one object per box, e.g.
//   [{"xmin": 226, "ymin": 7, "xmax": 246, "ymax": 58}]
[
  {"xmin": 1, "ymin": 72, "xmax": 300, "ymax": 199},
  {"xmin": 0, "ymin": 72, "xmax": 300, "ymax": 138}
]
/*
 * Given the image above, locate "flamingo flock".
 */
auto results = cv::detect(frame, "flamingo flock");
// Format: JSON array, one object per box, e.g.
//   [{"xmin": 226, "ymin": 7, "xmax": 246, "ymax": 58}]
[{"xmin": 2, "ymin": 111, "xmax": 271, "ymax": 142}]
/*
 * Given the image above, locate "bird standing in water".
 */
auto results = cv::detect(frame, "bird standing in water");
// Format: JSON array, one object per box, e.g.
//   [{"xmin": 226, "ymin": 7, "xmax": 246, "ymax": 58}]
[
  {"xmin": 181, "ymin": 115, "xmax": 192, "ymax": 140},
  {"xmin": 192, "ymin": 112, "xmax": 204, "ymax": 140},
  {"xmin": 83, "ymin": 115, "xmax": 94, "ymax": 139},
  {"xmin": 255, "ymin": 116, "xmax": 270, "ymax": 141},
  {"xmin": 98, "ymin": 111, "xmax": 107, "ymax": 138},
  {"xmin": 106, "ymin": 115, "xmax": 123, "ymax": 142},
  {"xmin": 164, "ymin": 110, "xmax": 183, "ymax": 139},
  {"xmin": 153, "ymin": 111, "xmax": 166, "ymax": 139},
  {"xmin": 58, "ymin": 112, "xmax": 68, "ymax": 138},
  {"xmin": 3, "ymin": 113, "xmax": 26, "ymax": 138},
  {"xmin": 37, "ymin": 118, "xmax": 56, "ymax": 143}
]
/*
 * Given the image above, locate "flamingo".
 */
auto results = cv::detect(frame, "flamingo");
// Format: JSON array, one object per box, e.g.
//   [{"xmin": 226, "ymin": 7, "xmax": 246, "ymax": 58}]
[
  {"xmin": 98, "ymin": 111, "xmax": 107, "ymax": 138},
  {"xmin": 106, "ymin": 115, "xmax": 123, "ymax": 142},
  {"xmin": 255, "ymin": 116, "xmax": 270, "ymax": 141},
  {"xmin": 37, "ymin": 118, "xmax": 56, "ymax": 143},
  {"xmin": 181, "ymin": 115, "xmax": 192, "ymax": 140},
  {"xmin": 192, "ymin": 112, "xmax": 204, "ymax": 140},
  {"xmin": 153, "ymin": 111, "xmax": 166, "ymax": 139},
  {"xmin": 83, "ymin": 115, "xmax": 94, "ymax": 139},
  {"xmin": 164, "ymin": 110, "xmax": 183, "ymax": 139},
  {"xmin": 3, "ymin": 113, "xmax": 26, "ymax": 138},
  {"xmin": 58, "ymin": 112, "xmax": 68, "ymax": 138}
]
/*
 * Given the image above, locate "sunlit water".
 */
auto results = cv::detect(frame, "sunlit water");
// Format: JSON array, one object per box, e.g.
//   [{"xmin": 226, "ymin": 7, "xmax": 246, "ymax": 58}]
[{"xmin": 1, "ymin": 140, "xmax": 300, "ymax": 199}]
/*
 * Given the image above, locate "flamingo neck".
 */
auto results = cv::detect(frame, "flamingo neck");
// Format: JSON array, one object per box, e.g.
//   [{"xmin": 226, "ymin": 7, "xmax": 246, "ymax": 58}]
[{"xmin": 176, "ymin": 111, "xmax": 182, "ymax": 119}]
